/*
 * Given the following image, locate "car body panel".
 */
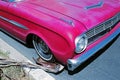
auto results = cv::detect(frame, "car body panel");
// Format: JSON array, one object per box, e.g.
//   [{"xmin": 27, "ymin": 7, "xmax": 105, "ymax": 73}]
[
  {"xmin": 68, "ymin": 23, "xmax": 120, "ymax": 71},
  {"xmin": 26, "ymin": 0, "xmax": 120, "ymax": 29},
  {"xmin": 0, "ymin": 0, "xmax": 120, "ymax": 70}
]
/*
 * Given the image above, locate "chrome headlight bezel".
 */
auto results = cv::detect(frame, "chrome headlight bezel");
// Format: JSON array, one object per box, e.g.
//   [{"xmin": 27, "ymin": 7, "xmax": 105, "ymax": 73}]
[{"xmin": 75, "ymin": 34, "xmax": 88, "ymax": 53}]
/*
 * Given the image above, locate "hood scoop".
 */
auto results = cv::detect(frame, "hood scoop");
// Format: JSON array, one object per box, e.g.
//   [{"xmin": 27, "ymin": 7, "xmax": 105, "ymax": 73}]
[{"xmin": 85, "ymin": 1, "xmax": 104, "ymax": 9}]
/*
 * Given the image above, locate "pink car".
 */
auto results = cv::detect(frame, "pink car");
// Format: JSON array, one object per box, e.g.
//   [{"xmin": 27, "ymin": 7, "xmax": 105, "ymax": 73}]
[{"xmin": 0, "ymin": 0, "xmax": 120, "ymax": 71}]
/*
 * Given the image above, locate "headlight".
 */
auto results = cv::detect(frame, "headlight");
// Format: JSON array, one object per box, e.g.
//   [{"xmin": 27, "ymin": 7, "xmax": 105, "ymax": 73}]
[{"xmin": 75, "ymin": 34, "xmax": 88, "ymax": 53}]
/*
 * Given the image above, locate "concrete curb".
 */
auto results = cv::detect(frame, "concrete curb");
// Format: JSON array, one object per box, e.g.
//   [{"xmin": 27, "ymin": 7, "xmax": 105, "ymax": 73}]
[{"xmin": 0, "ymin": 38, "xmax": 55, "ymax": 80}]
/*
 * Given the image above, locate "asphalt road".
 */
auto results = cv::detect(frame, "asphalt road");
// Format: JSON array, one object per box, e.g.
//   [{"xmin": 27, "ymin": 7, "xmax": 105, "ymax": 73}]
[{"xmin": 0, "ymin": 31, "xmax": 120, "ymax": 80}]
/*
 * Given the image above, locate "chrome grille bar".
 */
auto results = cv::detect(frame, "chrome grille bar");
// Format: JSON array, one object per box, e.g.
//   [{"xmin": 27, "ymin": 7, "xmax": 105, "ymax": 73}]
[{"xmin": 86, "ymin": 13, "xmax": 120, "ymax": 44}]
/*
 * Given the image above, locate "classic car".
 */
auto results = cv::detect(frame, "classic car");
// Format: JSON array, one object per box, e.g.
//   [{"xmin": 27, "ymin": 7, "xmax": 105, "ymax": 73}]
[{"xmin": 0, "ymin": 0, "xmax": 120, "ymax": 71}]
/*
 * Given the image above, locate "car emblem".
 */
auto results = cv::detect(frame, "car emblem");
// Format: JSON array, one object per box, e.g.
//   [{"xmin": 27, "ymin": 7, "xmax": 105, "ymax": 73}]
[
  {"xmin": 85, "ymin": 1, "xmax": 104, "ymax": 9},
  {"xmin": 60, "ymin": 18, "xmax": 75, "ymax": 27}
]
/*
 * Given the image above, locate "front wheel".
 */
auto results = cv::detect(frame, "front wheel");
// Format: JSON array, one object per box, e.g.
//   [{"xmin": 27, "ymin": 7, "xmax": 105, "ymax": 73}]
[{"xmin": 32, "ymin": 36, "xmax": 55, "ymax": 62}]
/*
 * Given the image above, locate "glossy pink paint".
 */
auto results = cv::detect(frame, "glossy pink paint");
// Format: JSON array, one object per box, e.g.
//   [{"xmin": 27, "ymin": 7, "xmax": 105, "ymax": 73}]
[{"xmin": 0, "ymin": 0, "xmax": 120, "ymax": 69}]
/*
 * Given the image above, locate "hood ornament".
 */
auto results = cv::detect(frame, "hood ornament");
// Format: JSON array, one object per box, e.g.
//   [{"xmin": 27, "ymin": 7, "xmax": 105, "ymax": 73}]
[{"xmin": 85, "ymin": 1, "xmax": 104, "ymax": 9}]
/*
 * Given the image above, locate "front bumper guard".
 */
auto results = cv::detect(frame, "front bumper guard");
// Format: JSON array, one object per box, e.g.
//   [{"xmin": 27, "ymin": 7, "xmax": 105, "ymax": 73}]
[{"xmin": 67, "ymin": 28, "xmax": 120, "ymax": 71}]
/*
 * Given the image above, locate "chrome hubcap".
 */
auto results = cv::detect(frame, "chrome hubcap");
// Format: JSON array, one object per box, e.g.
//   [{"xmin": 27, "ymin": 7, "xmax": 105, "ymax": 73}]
[{"xmin": 33, "ymin": 36, "xmax": 53, "ymax": 61}]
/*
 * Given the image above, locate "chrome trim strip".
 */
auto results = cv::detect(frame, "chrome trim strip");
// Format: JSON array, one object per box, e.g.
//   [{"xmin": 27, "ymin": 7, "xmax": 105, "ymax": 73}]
[
  {"xmin": 0, "ymin": 16, "xmax": 9, "ymax": 22},
  {"xmin": 0, "ymin": 16, "xmax": 28, "ymax": 30},
  {"xmin": 9, "ymin": 20, "xmax": 28, "ymax": 30},
  {"xmin": 67, "ymin": 28, "xmax": 120, "ymax": 71}
]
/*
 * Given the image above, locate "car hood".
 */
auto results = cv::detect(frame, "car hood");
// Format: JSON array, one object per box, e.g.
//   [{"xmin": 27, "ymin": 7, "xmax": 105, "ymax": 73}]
[{"xmin": 24, "ymin": 0, "xmax": 120, "ymax": 30}]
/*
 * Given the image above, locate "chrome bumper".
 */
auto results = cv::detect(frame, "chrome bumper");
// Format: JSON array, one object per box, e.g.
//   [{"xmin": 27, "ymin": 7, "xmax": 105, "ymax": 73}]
[{"xmin": 67, "ymin": 28, "xmax": 120, "ymax": 71}]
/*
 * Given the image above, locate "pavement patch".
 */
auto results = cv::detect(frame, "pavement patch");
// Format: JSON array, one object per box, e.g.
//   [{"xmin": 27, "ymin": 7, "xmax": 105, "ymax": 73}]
[{"xmin": 0, "ymin": 38, "xmax": 55, "ymax": 80}]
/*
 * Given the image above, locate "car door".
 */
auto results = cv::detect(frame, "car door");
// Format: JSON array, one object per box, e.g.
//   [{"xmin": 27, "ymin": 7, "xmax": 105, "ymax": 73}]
[{"xmin": 0, "ymin": 0, "xmax": 13, "ymax": 33}]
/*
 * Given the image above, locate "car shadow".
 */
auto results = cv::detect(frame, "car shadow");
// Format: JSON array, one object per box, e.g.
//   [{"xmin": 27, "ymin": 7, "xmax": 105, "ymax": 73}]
[
  {"xmin": 68, "ymin": 34, "xmax": 120, "ymax": 75},
  {"xmin": 1, "ymin": 30, "xmax": 33, "ymax": 48}
]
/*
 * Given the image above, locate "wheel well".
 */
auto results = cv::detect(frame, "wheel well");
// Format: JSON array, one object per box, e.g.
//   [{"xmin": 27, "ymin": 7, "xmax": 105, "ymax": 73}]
[
  {"xmin": 26, "ymin": 34, "xmax": 34, "ymax": 48},
  {"xmin": 26, "ymin": 34, "xmax": 56, "ymax": 62}
]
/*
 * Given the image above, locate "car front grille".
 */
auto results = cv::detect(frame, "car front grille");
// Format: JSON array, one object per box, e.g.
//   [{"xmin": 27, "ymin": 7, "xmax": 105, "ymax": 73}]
[{"xmin": 85, "ymin": 13, "xmax": 120, "ymax": 44}]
